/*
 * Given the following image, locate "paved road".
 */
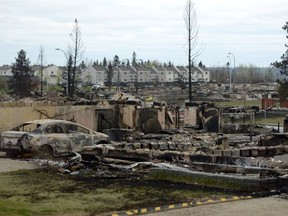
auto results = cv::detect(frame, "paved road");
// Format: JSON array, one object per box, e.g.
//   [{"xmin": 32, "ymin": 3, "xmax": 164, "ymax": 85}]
[
  {"xmin": 145, "ymin": 197, "xmax": 288, "ymax": 216},
  {"xmin": 0, "ymin": 152, "xmax": 38, "ymax": 172}
]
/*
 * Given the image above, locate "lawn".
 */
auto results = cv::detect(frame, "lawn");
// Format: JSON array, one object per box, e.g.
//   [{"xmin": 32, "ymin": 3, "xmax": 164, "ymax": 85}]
[
  {"xmin": 215, "ymin": 99, "xmax": 287, "ymax": 125},
  {"xmin": 215, "ymin": 99, "xmax": 262, "ymax": 107},
  {"xmin": 0, "ymin": 168, "xmax": 226, "ymax": 216}
]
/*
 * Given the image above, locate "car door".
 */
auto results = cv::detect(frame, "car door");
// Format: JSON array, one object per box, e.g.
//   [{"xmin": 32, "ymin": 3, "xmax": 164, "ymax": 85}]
[
  {"xmin": 43, "ymin": 123, "xmax": 71, "ymax": 154},
  {"xmin": 65, "ymin": 123, "xmax": 94, "ymax": 152}
]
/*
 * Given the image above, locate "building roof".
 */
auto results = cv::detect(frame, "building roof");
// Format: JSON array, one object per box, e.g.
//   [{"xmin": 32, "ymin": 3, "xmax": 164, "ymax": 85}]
[{"xmin": 0, "ymin": 65, "xmax": 12, "ymax": 70}]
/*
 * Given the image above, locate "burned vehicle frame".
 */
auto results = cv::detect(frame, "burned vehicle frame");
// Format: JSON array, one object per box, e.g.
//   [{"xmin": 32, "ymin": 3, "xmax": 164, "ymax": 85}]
[{"xmin": 0, "ymin": 119, "xmax": 109, "ymax": 157}]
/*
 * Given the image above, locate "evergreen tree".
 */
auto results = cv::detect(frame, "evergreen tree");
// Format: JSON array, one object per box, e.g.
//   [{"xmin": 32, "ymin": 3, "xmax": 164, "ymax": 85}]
[
  {"xmin": 80, "ymin": 60, "xmax": 86, "ymax": 69},
  {"xmin": 113, "ymin": 55, "xmax": 120, "ymax": 66},
  {"xmin": 103, "ymin": 57, "xmax": 107, "ymax": 67},
  {"xmin": 8, "ymin": 49, "xmax": 34, "ymax": 98},
  {"xmin": 106, "ymin": 62, "xmax": 113, "ymax": 90},
  {"xmin": 62, "ymin": 54, "xmax": 73, "ymax": 97},
  {"xmin": 132, "ymin": 52, "xmax": 137, "ymax": 66},
  {"xmin": 272, "ymin": 21, "xmax": 288, "ymax": 102}
]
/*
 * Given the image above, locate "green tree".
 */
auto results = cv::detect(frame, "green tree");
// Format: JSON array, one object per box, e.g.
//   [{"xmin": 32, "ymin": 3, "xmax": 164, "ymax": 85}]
[
  {"xmin": 272, "ymin": 22, "xmax": 288, "ymax": 75},
  {"xmin": 132, "ymin": 52, "xmax": 137, "ymax": 66},
  {"xmin": 62, "ymin": 54, "xmax": 73, "ymax": 97},
  {"xmin": 103, "ymin": 57, "xmax": 107, "ymax": 67},
  {"xmin": 113, "ymin": 55, "xmax": 120, "ymax": 66},
  {"xmin": 272, "ymin": 21, "xmax": 288, "ymax": 102},
  {"xmin": 80, "ymin": 60, "xmax": 86, "ymax": 69},
  {"xmin": 0, "ymin": 78, "xmax": 8, "ymax": 93},
  {"xmin": 8, "ymin": 49, "xmax": 34, "ymax": 98}
]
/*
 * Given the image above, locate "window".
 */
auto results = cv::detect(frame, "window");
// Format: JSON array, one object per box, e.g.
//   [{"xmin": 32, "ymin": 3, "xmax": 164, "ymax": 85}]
[
  {"xmin": 66, "ymin": 124, "xmax": 78, "ymax": 132},
  {"xmin": 66, "ymin": 124, "xmax": 89, "ymax": 134},
  {"xmin": 13, "ymin": 123, "xmax": 39, "ymax": 132},
  {"xmin": 44, "ymin": 124, "xmax": 64, "ymax": 133}
]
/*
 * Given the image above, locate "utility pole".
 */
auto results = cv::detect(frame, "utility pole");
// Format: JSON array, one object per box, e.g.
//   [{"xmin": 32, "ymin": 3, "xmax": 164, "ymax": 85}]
[
  {"xmin": 39, "ymin": 46, "xmax": 44, "ymax": 96},
  {"xmin": 229, "ymin": 52, "xmax": 236, "ymax": 90}
]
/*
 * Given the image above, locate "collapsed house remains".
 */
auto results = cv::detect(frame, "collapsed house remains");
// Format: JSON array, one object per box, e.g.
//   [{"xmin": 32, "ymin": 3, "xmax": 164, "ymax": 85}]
[{"xmin": 1, "ymin": 91, "xmax": 288, "ymax": 192}]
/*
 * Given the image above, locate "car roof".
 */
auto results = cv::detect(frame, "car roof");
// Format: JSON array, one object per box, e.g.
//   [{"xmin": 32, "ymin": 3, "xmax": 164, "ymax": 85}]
[
  {"xmin": 23, "ymin": 119, "xmax": 90, "ymax": 129},
  {"xmin": 24, "ymin": 119, "xmax": 75, "ymax": 124}
]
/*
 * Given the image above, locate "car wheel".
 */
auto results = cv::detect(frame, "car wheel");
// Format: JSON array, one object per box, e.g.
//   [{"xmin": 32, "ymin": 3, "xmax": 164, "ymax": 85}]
[{"xmin": 36, "ymin": 145, "xmax": 54, "ymax": 159}]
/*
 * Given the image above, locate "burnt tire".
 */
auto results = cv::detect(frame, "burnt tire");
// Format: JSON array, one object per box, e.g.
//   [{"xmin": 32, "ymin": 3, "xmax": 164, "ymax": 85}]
[
  {"xmin": 36, "ymin": 145, "xmax": 54, "ymax": 159},
  {"xmin": 5, "ymin": 151, "xmax": 19, "ymax": 158}
]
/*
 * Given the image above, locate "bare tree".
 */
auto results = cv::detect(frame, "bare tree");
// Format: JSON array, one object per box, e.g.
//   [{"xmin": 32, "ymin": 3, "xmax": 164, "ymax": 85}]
[
  {"xmin": 184, "ymin": 0, "xmax": 203, "ymax": 101},
  {"xmin": 69, "ymin": 19, "xmax": 85, "ymax": 97}
]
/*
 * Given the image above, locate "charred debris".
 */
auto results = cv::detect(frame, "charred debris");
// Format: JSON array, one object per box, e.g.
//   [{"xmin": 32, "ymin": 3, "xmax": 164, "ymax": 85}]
[{"xmin": 11, "ymin": 91, "xmax": 288, "ymax": 192}]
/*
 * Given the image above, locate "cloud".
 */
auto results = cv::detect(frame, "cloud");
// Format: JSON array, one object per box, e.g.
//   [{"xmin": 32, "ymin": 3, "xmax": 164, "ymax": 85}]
[{"xmin": 0, "ymin": 0, "xmax": 287, "ymax": 66}]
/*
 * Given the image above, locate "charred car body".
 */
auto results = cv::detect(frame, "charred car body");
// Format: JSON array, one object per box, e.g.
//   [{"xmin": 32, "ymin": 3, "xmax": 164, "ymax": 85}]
[{"xmin": 0, "ymin": 119, "xmax": 109, "ymax": 157}]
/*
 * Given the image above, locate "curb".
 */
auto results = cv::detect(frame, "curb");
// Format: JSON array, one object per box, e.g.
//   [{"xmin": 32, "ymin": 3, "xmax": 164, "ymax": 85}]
[{"xmin": 109, "ymin": 195, "xmax": 253, "ymax": 216}]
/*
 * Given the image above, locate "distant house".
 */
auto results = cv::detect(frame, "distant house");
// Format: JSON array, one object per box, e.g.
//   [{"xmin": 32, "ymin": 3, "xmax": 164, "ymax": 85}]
[
  {"xmin": 174, "ymin": 66, "xmax": 210, "ymax": 83},
  {"xmin": 0, "ymin": 65, "xmax": 12, "ymax": 76},
  {"xmin": 34, "ymin": 65, "xmax": 62, "ymax": 85},
  {"xmin": 174, "ymin": 66, "xmax": 188, "ymax": 83},
  {"xmin": 81, "ymin": 65, "xmax": 97, "ymax": 85},
  {"xmin": 163, "ymin": 66, "xmax": 179, "ymax": 83},
  {"xmin": 134, "ymin": 66, "xmax": 152, "ymax": 84},
  {"xmin": 77, "ymin": 64, "xmax": 211, "ymax": 88},
  {"xmin": 112, "ymin": 66, "xmax": 135, "ymax": 85},
  {"xmin": 193, "ymin": 67, "xmax": 210, "ymax": 82},
  {"xmin": 94, "ymin": 66, "xmax": 107, "ymax": 84},
  {"xmin": 152, "ymin": 66, "xmax": 167, "ymax": 83}
]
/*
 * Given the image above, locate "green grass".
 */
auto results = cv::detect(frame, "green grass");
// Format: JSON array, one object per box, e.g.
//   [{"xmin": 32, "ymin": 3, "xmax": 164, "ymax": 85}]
[
  {"xmin": 215, "ymin": 99, "xmax": 287, "ymax": 125},
  {"xmin": 255, "ymin": 115, "xmax": 285, "ymax": 125},
  {"xmin": 215, "ymin": 99, "xmax": 261, "ymax": 107},
  {"xmin": 0, "ymin": 168, "xmax": 226, "ymax": 216}
]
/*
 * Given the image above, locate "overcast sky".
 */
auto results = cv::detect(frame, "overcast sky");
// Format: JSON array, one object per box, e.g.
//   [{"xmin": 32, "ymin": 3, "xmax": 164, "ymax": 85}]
[{"xmin": 0, "ymin": 0, "xmax": 287, "ymax": 67}]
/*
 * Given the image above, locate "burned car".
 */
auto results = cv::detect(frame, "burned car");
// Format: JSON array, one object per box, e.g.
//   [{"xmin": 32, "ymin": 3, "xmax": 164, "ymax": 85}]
[{"xmin": 0, "ymin": 119, "xmax": 109, "ymax": 157}]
